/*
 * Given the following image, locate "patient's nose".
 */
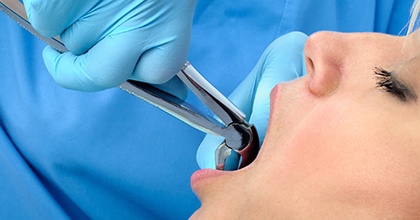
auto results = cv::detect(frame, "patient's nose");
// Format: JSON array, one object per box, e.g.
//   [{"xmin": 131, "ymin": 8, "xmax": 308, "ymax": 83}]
[{"xmin": 304, "ymin": 32, "xmax": 344, "ymax": 96}]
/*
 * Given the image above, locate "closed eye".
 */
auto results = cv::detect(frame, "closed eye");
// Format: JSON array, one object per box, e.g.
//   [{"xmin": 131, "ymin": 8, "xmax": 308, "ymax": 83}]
[{"xmin": 374, "ymin": 67, "xmax": 417, "ymax": 102}]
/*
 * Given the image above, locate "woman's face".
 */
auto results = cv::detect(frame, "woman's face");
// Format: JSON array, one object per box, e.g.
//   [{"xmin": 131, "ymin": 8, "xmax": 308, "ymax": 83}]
[{"xmin": 190, "ymin": 31, "xmax": 420, "ymax": 219}]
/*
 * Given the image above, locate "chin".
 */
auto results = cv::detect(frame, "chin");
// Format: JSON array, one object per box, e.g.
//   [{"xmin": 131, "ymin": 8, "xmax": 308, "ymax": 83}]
[
  {"xmin": 189, "ymin": 207, "xmax": 223, "ymax": 220},
  {"xmin": 189, "ymin": 209, "xmax": 200, "ymax": 220}
]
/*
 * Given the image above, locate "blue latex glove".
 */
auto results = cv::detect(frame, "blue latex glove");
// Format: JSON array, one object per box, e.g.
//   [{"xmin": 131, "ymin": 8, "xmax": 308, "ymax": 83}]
[
  {"xmin": 23, "ymin": 0, "xmax": 196, "ymax": 93},
  {"xmin": 196, "ymin": 32, "xmax": 308, "ymax": 169}
]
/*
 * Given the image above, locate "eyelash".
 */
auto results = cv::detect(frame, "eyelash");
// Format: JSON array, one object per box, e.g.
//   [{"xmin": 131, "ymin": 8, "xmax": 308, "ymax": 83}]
[{"xmin": 374, "ymin": 67, "xmax": 407, "ymax": 101}]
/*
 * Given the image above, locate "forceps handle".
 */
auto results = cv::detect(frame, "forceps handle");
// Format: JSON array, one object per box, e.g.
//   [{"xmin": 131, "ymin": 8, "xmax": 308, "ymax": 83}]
[
  {"xmin": 121, "ymin": 62, "xmax": 246, "ymax": 142},
  {"xmin": 177, "ymin": 63, "xmax": 246, "ymax": 126}
]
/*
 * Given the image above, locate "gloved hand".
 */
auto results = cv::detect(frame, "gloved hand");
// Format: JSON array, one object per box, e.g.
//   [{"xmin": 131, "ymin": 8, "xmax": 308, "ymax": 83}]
[
  {"xmin": 196, "ymin": 32, "xmax": 308, "ymax": 169},
  {"xmin": 23, "ymin": 0, "xmax": 197, "ymax": 93}
]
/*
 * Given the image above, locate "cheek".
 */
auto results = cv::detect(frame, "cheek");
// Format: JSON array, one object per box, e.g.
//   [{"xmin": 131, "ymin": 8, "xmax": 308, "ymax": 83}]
[
  {"xmin": 251, "ymin": 101, "xmax": 347, "ymax": 198},
  {"xmin": 265, "ymin": 99, "xmax": 420, "ymax": 211},
  {"xmin": 270, "ymin": 103, "xmax": 345, "ymax": 177}
]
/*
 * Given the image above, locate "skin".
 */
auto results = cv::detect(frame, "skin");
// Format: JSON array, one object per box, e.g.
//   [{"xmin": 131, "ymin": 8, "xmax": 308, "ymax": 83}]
[{"xmin": 190, "ymin": 30, "xmax": 420, "ymax": 219}]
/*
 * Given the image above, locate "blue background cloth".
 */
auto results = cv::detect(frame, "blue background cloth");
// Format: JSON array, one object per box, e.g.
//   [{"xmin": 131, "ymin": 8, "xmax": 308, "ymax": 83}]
[{"xmin": 0, "ymin": 0, "xmax": 414, "ymax": 219}]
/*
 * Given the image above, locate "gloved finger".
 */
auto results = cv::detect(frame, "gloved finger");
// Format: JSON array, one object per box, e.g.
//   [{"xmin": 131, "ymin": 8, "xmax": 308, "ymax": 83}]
[
  {"xmin": 44, "ymin": 48, "xmax": 189, "ymax": 100},
  {"xmin": 23, "ymin": 0, "xmax": 97, "ymax": 37},
  {"xmin": 54, "ymin": 24, "xmax": 190, "ymax": 90},
  {"xmin": 58, "ymin": 1, "xmax": 143, "ymax": 55},
  {"xmin": 43, "ymin": 37, "xmax": 135, "ymax": 91},
  {"xmin": 131, "ymin": 34, "xmax": 191, "ymax": 84},
  {"xmin": 196, "ymin": 32, "xmax": 308, "ymax": 169},
  {"xmin": 42, "ymin": 32, "xmax": 144, "ymax": 91}
]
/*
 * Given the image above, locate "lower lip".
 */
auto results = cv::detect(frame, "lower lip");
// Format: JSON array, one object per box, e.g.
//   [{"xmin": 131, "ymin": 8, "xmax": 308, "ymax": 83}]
[{"xmin": 190, "ymin": 169, "xmax": 225, "ymax": 190}]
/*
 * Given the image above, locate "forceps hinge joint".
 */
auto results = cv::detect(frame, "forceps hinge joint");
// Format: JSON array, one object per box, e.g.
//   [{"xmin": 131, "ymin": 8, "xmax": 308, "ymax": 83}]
[{"xmin": 216, "ymin": 123, "xmax": 259, "ymax": 170}]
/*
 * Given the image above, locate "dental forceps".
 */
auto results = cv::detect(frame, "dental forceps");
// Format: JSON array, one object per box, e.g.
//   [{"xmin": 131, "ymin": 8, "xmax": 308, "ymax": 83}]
[{"xmin": 0, "ymin": 0, "xmax": 259, "ymax": 170}]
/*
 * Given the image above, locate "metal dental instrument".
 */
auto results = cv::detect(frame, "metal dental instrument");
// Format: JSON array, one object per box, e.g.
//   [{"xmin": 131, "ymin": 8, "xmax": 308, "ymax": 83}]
[{"xmin": 0, "ymin": 0, "xmax": 259, "ymax": 170}]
